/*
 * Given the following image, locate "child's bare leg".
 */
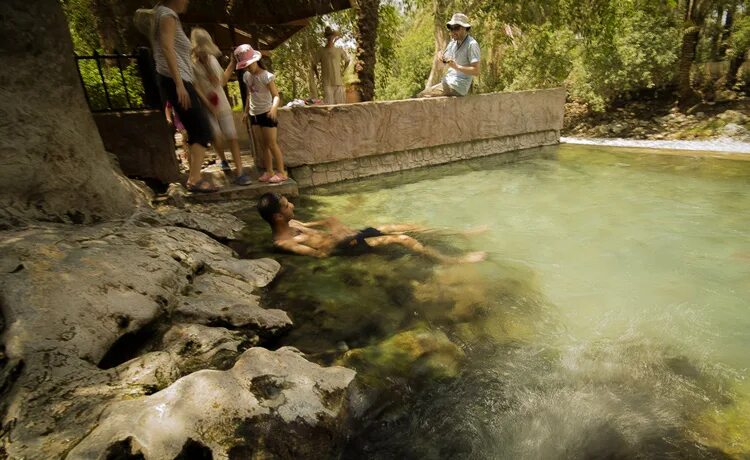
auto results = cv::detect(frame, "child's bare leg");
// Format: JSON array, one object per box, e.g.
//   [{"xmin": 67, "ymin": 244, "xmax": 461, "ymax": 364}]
[
  {"xmin": 365, "ymin": 235, "xmax": 485, "ymax": 264},
  {"xmin": 229, "ymin": 138, "xmax": 244, "ymax": 175},
  {"xmin": 250, "ymin": 125, "xmax": 270, "ymax": 174},
  {"xmin": 213, "ymin": 134, "xmax": 228, "ymax": 162},
  {"xmin": 263, "ymin": 126, "xmax": 287, "ymax": 176}
]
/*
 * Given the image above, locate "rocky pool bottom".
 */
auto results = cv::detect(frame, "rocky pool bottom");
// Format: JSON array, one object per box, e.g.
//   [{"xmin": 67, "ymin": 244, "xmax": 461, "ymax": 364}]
[{"xmin": 231, "ymin": 143, "xmax": 750, "ymax": 459}]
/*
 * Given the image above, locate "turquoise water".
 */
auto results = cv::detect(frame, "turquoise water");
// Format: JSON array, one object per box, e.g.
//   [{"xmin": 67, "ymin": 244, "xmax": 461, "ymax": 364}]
[{"xmin": 235, "ymin": 144, "xmax": 750, "ymax": 458}]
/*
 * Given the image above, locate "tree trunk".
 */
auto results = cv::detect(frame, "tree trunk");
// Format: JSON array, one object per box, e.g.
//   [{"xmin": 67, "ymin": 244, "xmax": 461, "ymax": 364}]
[
  {"xmin": 718, "ymin": 3, "xmax": 736, "ymax": 58},
  {"xmin": 353, "ymin": 0, "xmax": 379, "ymax": 101},
  {"xmin": 305, "ymin": 33, "xmax": 319, "ymax": 99},
  {"xmin": 677, "ymin": 26, "xmax": 702, "ymax": 108},
  {"xmin": 709, "ymin": 5, "xmax": 724, "ymax": 60},
  {"xmin": 425, "ymin": 0, "xmax": 451, "ymax": 89},
  {"xmin": 0, "ymin": 0, "xmax": 146, "ymax": 226}
]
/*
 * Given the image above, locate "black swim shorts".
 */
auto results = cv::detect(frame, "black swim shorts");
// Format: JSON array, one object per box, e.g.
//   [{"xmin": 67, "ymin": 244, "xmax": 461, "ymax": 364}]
[
  {"xmin": 335, "ymin": 227, "xmax": 384, "ymax": 254},
  {"xmin": 250, "ymin": 111, "xmax": 278, "ymax": 128}
]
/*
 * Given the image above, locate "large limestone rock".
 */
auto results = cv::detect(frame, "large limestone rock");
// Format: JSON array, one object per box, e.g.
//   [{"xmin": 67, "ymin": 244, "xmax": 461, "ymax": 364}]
[
  {"xmin": 0, "ymin": 1, "xmax": 147, "ymax": 226},
  {"xmin": 67, "ymin": 347, "xmax": 356, "ymax": 460},
  {"xmin": 0, "ymin": 214, "xmax": 319, "ymax": 458}
]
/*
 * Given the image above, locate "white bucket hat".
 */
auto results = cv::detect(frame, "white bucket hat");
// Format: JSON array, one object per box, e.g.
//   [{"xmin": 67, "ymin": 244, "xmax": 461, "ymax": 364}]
[{"xmin": 446, "ymin": 12, "xmax": 471, "ymax": 29}]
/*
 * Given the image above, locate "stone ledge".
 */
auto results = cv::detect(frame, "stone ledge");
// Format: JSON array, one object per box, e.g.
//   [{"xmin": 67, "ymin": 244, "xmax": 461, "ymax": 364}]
[{"xmin": 290, "ymin": 130, "xmax": 559, "ymax": 187}]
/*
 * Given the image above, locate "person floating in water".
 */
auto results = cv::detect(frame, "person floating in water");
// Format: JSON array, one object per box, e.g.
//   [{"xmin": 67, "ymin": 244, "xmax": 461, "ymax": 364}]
[{"xmin": 257, "ymin": 193, "xmax": 486, "ymax": 263}]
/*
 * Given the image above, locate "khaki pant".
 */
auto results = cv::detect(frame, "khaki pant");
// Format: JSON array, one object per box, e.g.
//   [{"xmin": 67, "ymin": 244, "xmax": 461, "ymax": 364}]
[
  {"xmin": 418, "ymin": 81, "xmax": 460, "ymax": 98},
  {"xmin": 323, "ymin": 85, "xmax": 346, "ymax": 104}
]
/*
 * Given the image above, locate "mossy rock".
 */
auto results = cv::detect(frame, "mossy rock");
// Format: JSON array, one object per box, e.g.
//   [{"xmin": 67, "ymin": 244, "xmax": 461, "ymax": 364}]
[{"xmin": 340, "ymin": 327, "xmax": 465, "ymax": 383}]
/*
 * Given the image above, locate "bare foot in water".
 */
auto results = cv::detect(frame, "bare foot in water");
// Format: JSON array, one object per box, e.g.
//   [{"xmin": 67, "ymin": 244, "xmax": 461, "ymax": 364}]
[
  {"xmin": 456, "ymin": 251, "xmax": 487, "ymax": 264},
  {"xmin": 461, "ymin": 225, "xmax": 489, "ymax": 236}
]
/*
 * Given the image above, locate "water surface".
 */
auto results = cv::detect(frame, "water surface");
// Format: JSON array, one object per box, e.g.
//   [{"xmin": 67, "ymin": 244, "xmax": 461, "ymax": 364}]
[{"xmin": 235, "ymin": 144, "xmax": 750, "ymax": 459}]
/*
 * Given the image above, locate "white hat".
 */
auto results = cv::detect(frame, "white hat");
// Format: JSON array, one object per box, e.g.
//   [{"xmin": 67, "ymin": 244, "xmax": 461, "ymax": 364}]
[
  {"xmin": 234, "ymin": 44, "xmax": 262, "ymax": 70},
  {"xmin": 446, "ymin": 13, "xmax": 471, "ymax": 29}
]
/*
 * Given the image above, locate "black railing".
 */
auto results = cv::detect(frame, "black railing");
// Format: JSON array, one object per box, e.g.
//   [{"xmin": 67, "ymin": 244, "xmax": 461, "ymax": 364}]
[{"xmin": 74, "ymin": 49, "xmax": 161, "ymax": 112}]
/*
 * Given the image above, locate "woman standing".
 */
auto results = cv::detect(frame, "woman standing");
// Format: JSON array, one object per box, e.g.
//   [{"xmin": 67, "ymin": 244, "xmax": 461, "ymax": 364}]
[
  {"xmin": 152, "ymin": 0, "xmax": 217, "ymax": 192},
  {"xmin": 235, "ymin": 45, "xmax": 288, "ymax": 184},
  {"xmin": 191, "ymin": 28, "xmax": 251, "ymax": 185}
]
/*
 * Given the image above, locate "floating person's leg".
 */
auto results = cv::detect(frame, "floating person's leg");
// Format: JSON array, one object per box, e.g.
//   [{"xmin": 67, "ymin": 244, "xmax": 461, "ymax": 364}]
[{"xmin": 364, "ymin": 234, "xmax": 485, "ymax": 264}]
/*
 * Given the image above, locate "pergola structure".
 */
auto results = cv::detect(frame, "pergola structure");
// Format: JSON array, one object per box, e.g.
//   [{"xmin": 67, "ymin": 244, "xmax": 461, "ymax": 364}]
[
  {"xmin": 120, "ymin": 0, "xmax": 353, "ymax": 51},
  {"xmin": 182, "ymin": 0, "xmax": 351, "ymax": 50}
]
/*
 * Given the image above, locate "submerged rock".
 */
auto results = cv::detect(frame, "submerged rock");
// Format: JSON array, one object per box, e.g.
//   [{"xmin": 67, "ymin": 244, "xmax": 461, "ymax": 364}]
[
  {"xmin": 342, "ymin": 328, "xmax": 465, "ymax": 381},
  {"xmin": 67, "ymin": 347, "xmax": 356, "ymax": 460}
]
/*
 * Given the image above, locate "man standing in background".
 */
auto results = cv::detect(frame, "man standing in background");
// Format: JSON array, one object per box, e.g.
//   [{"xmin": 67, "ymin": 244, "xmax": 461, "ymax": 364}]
[{"xmin": 314, "ymin": 26, "xmax": 350, "ymax": 104}]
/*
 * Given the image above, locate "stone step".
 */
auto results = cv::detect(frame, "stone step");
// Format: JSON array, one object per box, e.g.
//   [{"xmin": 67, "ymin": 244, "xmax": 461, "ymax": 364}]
[
  {"xmin": 168, "ymin": 152, "xmax": 298, "ymax": 203},
  {"xmin": 184, "ymin": 178, "xmax": 298, "ymax": 203}
]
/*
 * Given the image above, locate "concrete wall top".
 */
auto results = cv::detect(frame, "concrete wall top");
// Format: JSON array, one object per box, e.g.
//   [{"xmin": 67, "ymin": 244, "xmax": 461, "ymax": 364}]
[{"xmin": 277, "ymin": 88, "xmax": 565, "ymax": 168}]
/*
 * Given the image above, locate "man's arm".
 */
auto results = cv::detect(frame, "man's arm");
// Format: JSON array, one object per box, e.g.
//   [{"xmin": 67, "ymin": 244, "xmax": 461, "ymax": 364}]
[
  {"xmin": 448, "ymin": 60, "xmax": 480, "ymax": 76},
  {"xmin": 342, "ymin": 47, "xmax": 351, "ymax": 68},
  {"xmin": 275, "ymin": 240, "xmax": 328, "ymax": 258}
]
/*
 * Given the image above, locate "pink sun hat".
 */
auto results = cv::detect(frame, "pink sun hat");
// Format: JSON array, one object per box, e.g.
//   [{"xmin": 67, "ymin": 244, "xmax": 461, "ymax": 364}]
[{"xmin": 234, "ymin": 44, "xmax": 262, "ymax": 70}]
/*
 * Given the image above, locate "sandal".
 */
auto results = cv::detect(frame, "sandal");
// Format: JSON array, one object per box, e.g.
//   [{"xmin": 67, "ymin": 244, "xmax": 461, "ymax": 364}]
[
  {"xmin": 187, "ymin": 179, "xmax": 219, "ymax": 193},
  {"xmin": 234, "ymin": 174, "xmax": 252, "ymax": 186},
  {"xmin": 268, "ymin": 174, "xmax": 287, "ymax": 184},
  {"xmin": 258, "ymin": 172, "xmax": 273, "ymax": 182}
]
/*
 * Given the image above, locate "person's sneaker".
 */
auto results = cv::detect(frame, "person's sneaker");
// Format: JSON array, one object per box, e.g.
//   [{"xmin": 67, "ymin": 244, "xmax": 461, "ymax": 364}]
[
  {"xmin": 220, "ymin": 160, "xmax": 231, "ymax": 172},
  {"xmin": 234, "ymin": 174, "xmax": 252, "ymax": 186}
]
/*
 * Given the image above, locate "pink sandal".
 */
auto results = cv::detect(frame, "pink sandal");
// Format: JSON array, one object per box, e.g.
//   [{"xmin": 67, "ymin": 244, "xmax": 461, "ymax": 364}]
[
  {"xmin": 268, "ymin": 173, "xmax": 287, "ymax": 184},
  {"xmin": 258, "ymin": 172, "xmax": 273, "ymax": 182}
]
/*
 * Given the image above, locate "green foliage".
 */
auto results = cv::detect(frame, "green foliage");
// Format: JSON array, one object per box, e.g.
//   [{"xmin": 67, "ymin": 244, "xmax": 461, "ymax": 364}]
[
  {"xmin": 376, "ymin": 11, "xmax": 434, "ymax": 100},
  {"xmin": 76, "ymin": 58, "xmax": 145, "ymax": 110},
  {"xmin": 63, "ymin": 0, "xmax": 145, "ymax": 111},
  {"xmin": 374, "ymin": 3, "xmax": 403, "ymax": 98},
  {"xmin": 61, "ymin": 0, "xmax": 100, "ymax": 54},
  {"xmin": 568, "ymin": 2, "xmax": 681, "ymax": 109},
  {"xmin": 728, "ymin": 15, "xmax": 750, "ymax": 58},
  {"xmin": 385, "ymin": 0, "xmax": 680, "ymax": 110}
]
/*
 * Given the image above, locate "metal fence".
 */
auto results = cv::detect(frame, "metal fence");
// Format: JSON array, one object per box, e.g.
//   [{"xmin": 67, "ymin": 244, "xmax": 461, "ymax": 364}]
[{"xmin": 74, "ymin": 49, "xmax": 161, "ymax": 112}]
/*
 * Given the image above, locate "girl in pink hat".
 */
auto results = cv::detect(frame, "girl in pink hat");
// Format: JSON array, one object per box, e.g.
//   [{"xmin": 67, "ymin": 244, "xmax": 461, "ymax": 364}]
[{"xmin": 235, "ymin": 44, "xmax": 288, "ymax": 184}]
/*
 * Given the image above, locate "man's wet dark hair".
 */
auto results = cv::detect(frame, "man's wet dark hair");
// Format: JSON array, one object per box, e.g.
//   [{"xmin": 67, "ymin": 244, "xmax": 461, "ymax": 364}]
[{"xmin": 257, "ymin": 192, "xmax": 282, "ymax": 224}]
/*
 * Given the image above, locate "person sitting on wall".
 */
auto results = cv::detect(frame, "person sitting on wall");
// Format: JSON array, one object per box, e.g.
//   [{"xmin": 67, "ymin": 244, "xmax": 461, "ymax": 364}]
[
  {"xmin": 418, "ymin": 13, "xmax": 481, "ymax": 98},
  {"xmin": 257, "ymin": 193, "xmax": 486, "ymax": 263}
]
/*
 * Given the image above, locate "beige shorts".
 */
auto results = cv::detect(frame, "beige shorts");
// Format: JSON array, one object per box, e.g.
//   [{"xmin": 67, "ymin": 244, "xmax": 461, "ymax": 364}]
[
  {"xmin": 323, "ymin": 85, "xmax": 346, "ymax": 105},
  {"xmin": 208, "ymin": 110, "xmax": 237, "ymax": 140},
  {"xmin": 417, "ymin": 81, "xmax": 460, "ymax": 98}
]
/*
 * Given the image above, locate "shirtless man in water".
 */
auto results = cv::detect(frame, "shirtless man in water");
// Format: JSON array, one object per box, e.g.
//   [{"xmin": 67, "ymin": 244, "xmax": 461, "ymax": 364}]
[{"xmin": 257, "ymin": 193, "xmax": 486, "ymax": 263}]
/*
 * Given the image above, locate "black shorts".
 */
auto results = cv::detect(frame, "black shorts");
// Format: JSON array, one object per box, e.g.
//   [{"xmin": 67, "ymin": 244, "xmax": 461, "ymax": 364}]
[
  {"xmin": 250, "ymin": 112, "xmax": 278, "ymax": 128},
  {"xmin": 335, "ymin": 227, "xmax": 384, "ymax": 255},
  {"xmin": 157, "ymin": 74, "xmax": 212, "ymax": 148}
]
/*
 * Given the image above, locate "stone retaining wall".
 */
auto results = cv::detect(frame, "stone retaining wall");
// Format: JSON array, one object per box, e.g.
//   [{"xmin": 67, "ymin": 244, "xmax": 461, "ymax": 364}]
[
  {"xmin": 94, "ymin": 110, "xmax": 182, "ymax": 184},
  {"xmin": 271, "ymin": 88, "xmax": 565, "ymax": 187}
]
